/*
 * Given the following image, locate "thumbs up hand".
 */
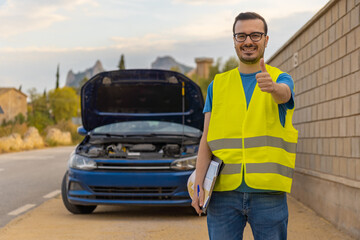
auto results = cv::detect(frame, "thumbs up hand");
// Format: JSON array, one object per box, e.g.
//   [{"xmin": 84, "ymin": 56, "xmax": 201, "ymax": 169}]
[{"xmin": 256, "ymin": 58, "xmax": 275, "ymax": 93}]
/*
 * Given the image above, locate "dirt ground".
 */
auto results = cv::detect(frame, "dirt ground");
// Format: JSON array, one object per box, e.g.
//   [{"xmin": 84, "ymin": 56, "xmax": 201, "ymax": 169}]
[{"xmin": 0, "ymin": 195, "xmax": 355, "ymax": 240}]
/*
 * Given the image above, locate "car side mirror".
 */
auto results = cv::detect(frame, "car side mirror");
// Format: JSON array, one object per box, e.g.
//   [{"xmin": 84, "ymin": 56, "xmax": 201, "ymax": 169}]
[{"xmin": 77, "ymin": 126, "xmax": 87, "ymax": 136}]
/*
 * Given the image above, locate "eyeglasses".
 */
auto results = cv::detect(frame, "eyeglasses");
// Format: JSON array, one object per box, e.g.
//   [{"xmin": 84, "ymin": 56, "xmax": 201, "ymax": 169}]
[{"xmin": 233, "ymin": 32, "xmax": 266, "ymax": 42}]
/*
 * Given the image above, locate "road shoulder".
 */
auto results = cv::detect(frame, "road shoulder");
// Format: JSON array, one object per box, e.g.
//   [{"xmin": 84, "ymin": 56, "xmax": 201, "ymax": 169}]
[{"xmin": 0, "ymin": 195, "xmax": 355, "ymax": 240}]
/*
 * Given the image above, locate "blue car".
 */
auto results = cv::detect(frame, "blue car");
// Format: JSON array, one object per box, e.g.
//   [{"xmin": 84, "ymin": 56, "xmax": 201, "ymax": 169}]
[{"xmin": 61, "ymin": 69, "xmax": 204, "ymax": 214}]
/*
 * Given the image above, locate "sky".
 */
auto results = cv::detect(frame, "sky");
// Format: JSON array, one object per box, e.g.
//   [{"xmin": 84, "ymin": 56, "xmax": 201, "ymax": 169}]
[{"xmin": 0, "ymin": 0, "xmax": 330, "ymax": 94}]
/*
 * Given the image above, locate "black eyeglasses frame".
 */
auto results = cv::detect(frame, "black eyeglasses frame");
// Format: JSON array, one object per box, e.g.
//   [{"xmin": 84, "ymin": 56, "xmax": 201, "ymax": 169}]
[{"xmin": 233, "ymin": 32, "xmax": 266, "ymax": 43}]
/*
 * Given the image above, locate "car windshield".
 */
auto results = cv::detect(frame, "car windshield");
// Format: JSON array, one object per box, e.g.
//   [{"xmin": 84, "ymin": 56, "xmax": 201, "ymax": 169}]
[{"xmin": 91, "ymin": 120, "xmax": 202, "ymax": 136}]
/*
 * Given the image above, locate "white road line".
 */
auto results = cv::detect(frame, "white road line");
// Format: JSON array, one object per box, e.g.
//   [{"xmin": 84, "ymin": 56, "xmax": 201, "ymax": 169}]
[
  {"xmin": 43, "ymin": 190, "xmax": 61, "ymax": 199},
  {"xmin": 0, "ymin": 155, "xmax": 56, "ymax": 164},
  {"xmin": 8, "ymin": 204, "xmax": 36, "ymax": 216},
  {"xmin": 5, "ymin": 156, "xmax": 55, "ymax": 160}
]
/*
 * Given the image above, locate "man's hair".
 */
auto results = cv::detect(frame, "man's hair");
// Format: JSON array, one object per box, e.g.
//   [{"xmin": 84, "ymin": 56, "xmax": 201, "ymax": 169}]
[{"xmin": 232, "ymin": 12, "xmax": 268, "ymax": 35}]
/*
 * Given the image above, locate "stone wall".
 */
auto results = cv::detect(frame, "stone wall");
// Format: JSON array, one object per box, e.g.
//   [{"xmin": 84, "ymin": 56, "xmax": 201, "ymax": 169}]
[{"xmin": 267, "ymin": 0, "xmax": 360, "ymax": 238}]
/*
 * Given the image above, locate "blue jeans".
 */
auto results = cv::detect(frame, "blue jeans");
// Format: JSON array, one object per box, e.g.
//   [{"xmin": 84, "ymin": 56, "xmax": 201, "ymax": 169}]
[{"xmin": 207, "ymin": 191, "xmax": 288, "ymax": 240}]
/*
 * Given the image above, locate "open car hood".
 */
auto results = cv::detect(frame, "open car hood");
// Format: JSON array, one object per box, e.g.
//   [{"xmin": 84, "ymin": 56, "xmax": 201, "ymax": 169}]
[{"xmin": 81, "ymin": 69, "xmax": 204, "ymax": 132}]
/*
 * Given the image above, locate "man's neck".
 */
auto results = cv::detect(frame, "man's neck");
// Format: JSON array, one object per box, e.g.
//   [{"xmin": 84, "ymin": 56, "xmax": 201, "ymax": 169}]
[{"xmin": 238, "ymin": 61, "xmax": 261, "ymax": 74}]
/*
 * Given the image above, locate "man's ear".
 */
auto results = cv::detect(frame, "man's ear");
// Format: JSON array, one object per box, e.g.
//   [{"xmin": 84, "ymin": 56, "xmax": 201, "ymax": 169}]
[{"xmin": 265, "ymin": 35, "xmax": 269, "ymax": 48}]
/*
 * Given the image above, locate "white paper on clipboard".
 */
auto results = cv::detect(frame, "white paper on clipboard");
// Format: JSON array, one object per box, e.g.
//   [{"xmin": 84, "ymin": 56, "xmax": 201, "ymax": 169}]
[{"xmin": 187, "ymin": 158, "xmax": 223, "ymax": 213}]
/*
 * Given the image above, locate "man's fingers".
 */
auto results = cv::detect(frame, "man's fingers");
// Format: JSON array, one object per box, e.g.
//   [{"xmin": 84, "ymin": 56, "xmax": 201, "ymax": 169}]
[
  {"xmin": 256, "ymin": 72, "xmax": 268, "ymax": 80},
  {"xmin": 192, "ymin": 199, "xmax": 203, "ymax": 215},
  {"xmin": 191, "ymin": 187, "xmax": 205, "ymax": 215},
  {"xmin": 192, "ymin": 199, "xmax": 200, "ymax": 211},
  {"xmin": 259, "ymin": 58, "xmax": 267, "ymax": 72}
]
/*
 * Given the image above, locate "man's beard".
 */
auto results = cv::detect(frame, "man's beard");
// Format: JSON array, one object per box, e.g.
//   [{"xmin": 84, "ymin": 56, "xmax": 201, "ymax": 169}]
[
  {"xmin": 236, "ymin": 43, "xmax": 265, "ymax": 64},
  {"xmin": 240, "ymin": 55, "xmax": 262, "ymax": 64}
]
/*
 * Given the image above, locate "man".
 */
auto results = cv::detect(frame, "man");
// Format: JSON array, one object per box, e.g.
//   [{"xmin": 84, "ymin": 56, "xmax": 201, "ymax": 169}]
[{"xmin": 191, "ymin": 12, "xmax": 298, "ymax": 240}]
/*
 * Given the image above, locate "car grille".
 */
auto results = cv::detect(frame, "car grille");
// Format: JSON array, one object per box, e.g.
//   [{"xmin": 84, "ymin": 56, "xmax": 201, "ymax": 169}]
[
  {"xmin": 72, "ymin": 195, "xmax": 189, "ymax": 201},
  {"xmin": 96, "ymin": 162, "xmax": 171, "ymax": 171},
  {"xmin": 72, "ymin": 186, "xmax": 188, "ymax": 201},
  {"xmin": 90, "ymin": 186, "xmax": 176, "ymax": 194}
]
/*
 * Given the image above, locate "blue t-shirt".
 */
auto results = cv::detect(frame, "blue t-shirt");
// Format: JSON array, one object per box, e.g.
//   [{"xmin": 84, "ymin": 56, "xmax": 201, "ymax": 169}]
[{"xmin": 203, "ymin": 70, "xmax": 295, "ymax": 192}]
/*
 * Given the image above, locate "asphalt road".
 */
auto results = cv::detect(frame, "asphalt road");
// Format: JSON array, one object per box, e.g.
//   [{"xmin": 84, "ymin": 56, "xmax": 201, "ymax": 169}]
[{"xmin": 0, "ymin": 146, "xmax": 74, "ymax": 227}]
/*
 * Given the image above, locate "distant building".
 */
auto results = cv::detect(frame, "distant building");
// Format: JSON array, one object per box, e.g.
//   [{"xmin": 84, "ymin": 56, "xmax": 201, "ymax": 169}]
[
  {"xmin": 187, "ymin": 57, "xmax": 213, "ymax": 83},
  {"xmin": 0, "ymin": 88, "xmax": 27, "ymax": 123}
]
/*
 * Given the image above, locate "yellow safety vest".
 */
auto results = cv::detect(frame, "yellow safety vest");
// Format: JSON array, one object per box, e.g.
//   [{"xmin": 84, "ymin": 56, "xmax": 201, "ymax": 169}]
[{"xmin": 207, "ymin": 66, "xmax": 298, "ymax": 193}]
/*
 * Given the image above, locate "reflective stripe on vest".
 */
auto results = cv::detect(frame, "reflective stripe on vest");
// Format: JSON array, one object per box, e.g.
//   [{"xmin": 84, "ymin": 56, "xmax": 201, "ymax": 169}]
[
  {"xmin": 208, "ymin": 136, "xmax": 297, "ymax": 153},
  {"xmin": 219, "ymin": 162, "xmax": 294, "ymax": 178},
  {"xmin": 208, "ymin": 138, "xmax": 242, "ymax": 151}
]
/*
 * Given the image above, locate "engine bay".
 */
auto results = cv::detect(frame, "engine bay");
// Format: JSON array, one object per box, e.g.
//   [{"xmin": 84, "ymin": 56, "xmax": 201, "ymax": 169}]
[{"xmin": 77, "ymin": 141, "xmax": 198, "ymax": 159}]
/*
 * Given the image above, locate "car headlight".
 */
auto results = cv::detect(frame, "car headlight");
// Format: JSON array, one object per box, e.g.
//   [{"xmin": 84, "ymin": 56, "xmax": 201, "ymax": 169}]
[
  {"xmin": 69, "ymin": 153, "xmax": 97, "ymax": 170},
  {"xmin": 170, "ymin": 155, "xmax": 197, "ymax": 170}
]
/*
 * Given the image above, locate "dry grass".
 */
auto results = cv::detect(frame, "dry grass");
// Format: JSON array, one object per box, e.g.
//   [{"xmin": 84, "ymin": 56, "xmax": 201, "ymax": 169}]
[
  {"xmin": 44, "ymin": 120, "xmax": 82, "ymax": 144},
  {"xmin": 0, "ymin": 120, "xmax": 82, "ymax": 153},
  {"xmin": 0, "ymin": 123, "xmax": 28, "ymax": 138}
]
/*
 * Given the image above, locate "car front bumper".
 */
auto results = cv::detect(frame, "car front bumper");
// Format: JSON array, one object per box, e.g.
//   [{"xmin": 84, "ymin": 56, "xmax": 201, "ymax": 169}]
[{"xmin": 66, "ymin": 168, "xmax": 193, "ymax": 206}]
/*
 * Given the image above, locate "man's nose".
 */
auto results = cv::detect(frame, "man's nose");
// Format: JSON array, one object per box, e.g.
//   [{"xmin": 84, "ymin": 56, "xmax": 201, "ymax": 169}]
[{"xmin": 243, "ymin": 35, "xmax": 253, "ymax": 44}]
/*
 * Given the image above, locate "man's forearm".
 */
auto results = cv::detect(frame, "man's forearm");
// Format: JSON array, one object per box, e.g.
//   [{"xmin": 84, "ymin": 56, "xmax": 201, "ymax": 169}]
[
  {"xmin": 271, "ymin": 83, "xmax": 291, "ymax": 104},
  {"xmin": 195, "ymin": 112, "xmax": 212, "ymax": 186},
  {"xmin": 195, "ymin": 135, "xmax": 212, "ymax": 186}
]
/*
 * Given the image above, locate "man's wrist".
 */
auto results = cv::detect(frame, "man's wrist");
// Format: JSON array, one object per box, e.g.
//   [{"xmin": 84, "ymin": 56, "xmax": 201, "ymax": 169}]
[{"xmin": 271, "ymin": 83, "xmax": 290, "ymax": 104}]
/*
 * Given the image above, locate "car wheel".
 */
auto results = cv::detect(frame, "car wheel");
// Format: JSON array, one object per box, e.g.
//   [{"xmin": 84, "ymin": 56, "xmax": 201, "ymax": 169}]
[{"xmin": 61, "ymin": 171, "xmax": 97, "ymax": 214}]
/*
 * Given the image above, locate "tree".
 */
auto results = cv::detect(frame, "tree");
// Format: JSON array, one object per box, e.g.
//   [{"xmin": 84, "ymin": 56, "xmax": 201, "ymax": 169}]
[
  {"xmin": 118, "ymin": 54, "xmax": 125, "ymax": 70},
  {"xmin": 14, "ymin": 113, "xmax": 25, "ymax": 124},
  {"xmin": 209, "ymin": 58, "xmax": 221, "ymax": 81},
  {"xmin": 189, "ymin": 56, "xmax": 238, "ymax": 99},
  {"xmin": 18, "ymin": 85, "xmax": 22, "ymax": 92},
  {"xmin": 48, "ymin": 87, "xmax": 80, "ymax": 123},
  {"xmin": 56, "ymin": 64, "xmax": 60, "ymax": 89},
  {"xmin": 222, "ymin": 56, "xmax": 239, "ymax": 72},
  {"xmin": 198, "ymin": 58, "xmax": 221, "ymax": 98},
  {"xmin": 27, "ymin": 88, "xmax": 54, "ymax": 131},
  {"xmin": 27, "ymin": 88, "xmax": 40, "ymax": 103}
]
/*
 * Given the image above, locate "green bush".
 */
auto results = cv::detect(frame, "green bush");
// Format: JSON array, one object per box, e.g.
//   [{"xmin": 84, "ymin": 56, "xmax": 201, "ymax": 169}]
[
  {"xmin": 14, "ymin": 113, "xmax": 25, "ymax": 125},
  {"xmin": 48, "ymin": 87, "xmax": 80, "ymax": 123}
]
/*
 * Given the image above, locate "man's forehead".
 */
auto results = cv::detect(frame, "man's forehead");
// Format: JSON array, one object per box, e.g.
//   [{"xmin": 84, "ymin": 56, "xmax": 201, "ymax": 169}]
[{"xmin": 234, "ymin": 19, "xmax": 265, "ymax": 32}]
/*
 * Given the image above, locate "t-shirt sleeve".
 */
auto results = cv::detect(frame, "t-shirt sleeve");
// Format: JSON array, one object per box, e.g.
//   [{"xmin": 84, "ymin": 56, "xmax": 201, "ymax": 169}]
[
  {"xmin": 203, "ymin": 81, "xmax": 213, "ymax": 113},
  {"xmin": 276, "ymin": 73, "xmax": 295, "ymax": 110}
]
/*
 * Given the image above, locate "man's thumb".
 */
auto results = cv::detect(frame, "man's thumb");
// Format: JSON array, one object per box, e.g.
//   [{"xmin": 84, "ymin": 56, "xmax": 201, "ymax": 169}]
[{"xmin": 260, "ymin": 58, "xmax": 267, "ymax": 72}]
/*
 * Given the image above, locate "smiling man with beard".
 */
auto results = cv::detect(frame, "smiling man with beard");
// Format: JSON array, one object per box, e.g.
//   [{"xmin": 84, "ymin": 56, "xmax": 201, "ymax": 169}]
[{"xmin": 191, "ymin": 12, "xmax": 298, "ymax": 240}]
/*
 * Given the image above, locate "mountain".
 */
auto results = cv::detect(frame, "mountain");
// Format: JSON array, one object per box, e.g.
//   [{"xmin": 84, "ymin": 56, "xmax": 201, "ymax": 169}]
[
  {"xmin": 151, "ymin": 56, "xmax": 193, "ymax": 74},
  {"xmin": 65, "ymin": 60, "xmax": 105, "ymax": 88}
]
